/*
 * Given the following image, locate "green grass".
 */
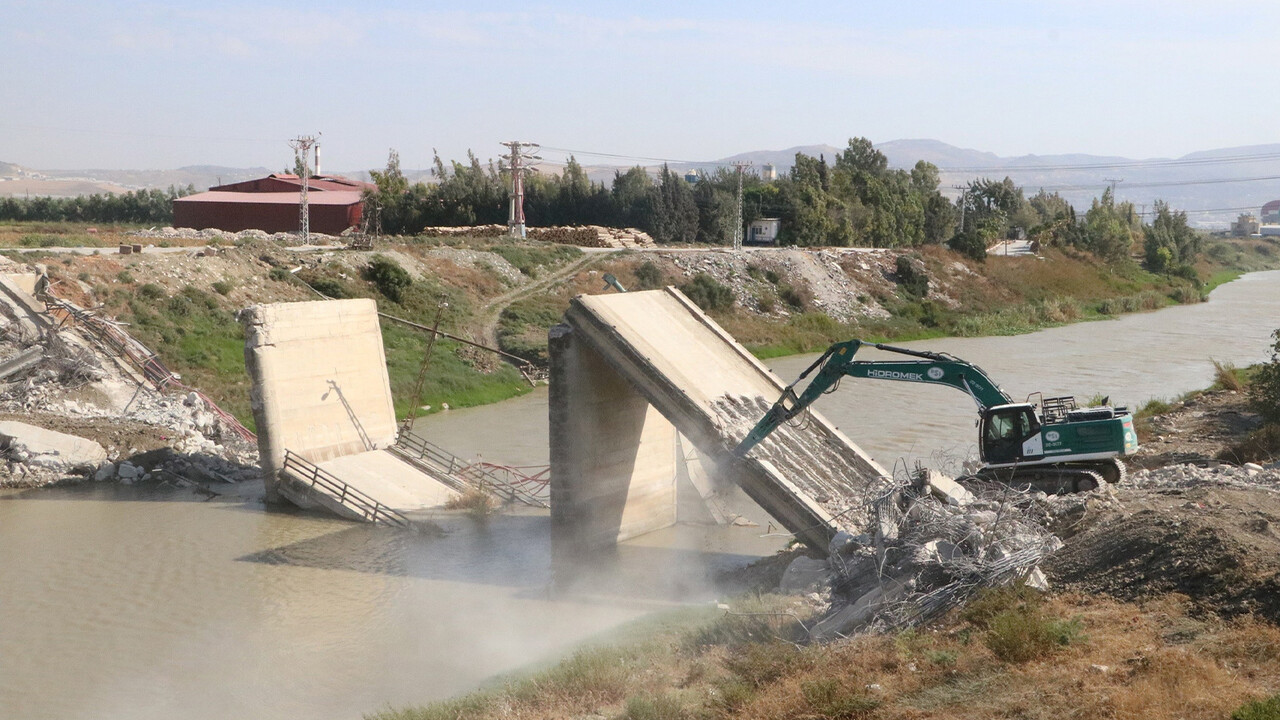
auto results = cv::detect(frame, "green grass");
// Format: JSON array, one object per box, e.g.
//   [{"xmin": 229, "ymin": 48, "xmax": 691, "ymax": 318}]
[
  {"xmin": 497, "ymin": 295, "xmax": 567, "ymax": 364},
  {"xmin": 381, "ymin": 321, "xmax": 532, "ymax": 419},
  {"xmin": 1233, "ymin": 693, "xmax": 1280, "ymax": 720},
  {"xmin": 489, "ymin": 242, "xmax": 582, "ymax": 277}
]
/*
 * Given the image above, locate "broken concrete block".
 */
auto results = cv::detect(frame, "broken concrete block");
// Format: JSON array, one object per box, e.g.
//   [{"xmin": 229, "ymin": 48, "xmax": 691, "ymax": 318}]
[
  {"xmin": 828, "ymin": 530, "xmax": 855, "ymax": 556},
  {"xmin": 811, "ymin": 577, "xmax": 909, "ymax": 640},
  {"xmin": 116, "ymin": 462, "xmax": 141, "ymax": 480},
  {"xmin": 921, "ymin": 469, "xmax": 975, "ymax": 507},
  {"xmin": 1024, "ymin": 567, "xmax": 1050, "ymax": 592},
  {"xmin": 780, "ymin": 555, "xmax": 833, "ymax": 594},
  {"xmin": 93, "ymin": 463, "xmax": 116, "ymax": 482},
  {"xmin": 1244, "ymin": 462, "xmax": 1263, "ymax": 476},
  {"xmin": 0, "ymin": 421, "xmax": 106, "ymax": 473}
]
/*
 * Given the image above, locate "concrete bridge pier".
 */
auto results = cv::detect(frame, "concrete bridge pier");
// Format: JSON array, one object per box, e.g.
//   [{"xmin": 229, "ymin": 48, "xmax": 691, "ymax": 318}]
[{"xmin": 548, "ymin": 324, "xmax": 679, "ymax": 564}]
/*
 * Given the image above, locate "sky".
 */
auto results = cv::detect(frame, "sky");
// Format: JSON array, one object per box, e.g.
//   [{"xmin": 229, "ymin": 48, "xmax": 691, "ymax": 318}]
[{"xmin": 3, "ymin": 0, "xmax": 1280, "ymax": 172}]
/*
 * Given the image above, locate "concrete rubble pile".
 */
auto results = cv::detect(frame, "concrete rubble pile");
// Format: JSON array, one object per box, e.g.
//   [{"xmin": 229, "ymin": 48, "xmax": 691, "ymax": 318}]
[
  {"xmin": 782, "ymin": 468, "xmax": 1065, "ymax": 641},
  {"xmin": 1127, "ymin": 461, "xmax": 1280, "ymax": 490},
  {"xmin": 416, "ymin": 224, "xmax": 657, "ymax": 249},
  {"xmin": 0, "ymin": 264, "xmax": 259, "ymax": 488},
  {"xmin": 129, "ymin": 227, "xmax": 341, "ymax": 245}
]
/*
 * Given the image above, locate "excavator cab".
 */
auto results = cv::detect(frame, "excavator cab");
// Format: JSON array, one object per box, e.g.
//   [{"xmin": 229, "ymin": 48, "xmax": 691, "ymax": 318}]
[{"xmin": 979, "ymin": 404, "xmax": 1041, "ymax": 464}]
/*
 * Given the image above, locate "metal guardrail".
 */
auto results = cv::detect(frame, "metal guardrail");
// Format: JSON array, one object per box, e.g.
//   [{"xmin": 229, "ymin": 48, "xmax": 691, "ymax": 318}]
[
  {"xmin": 42, "ymin": 291, "xmax": 256, "ymax": 442},
  {"xmin": 281, "ymin": 450, "xmax": 410, "ymax": 528},
  {"xmin": 393, "ymin": 430, "xmax": 550, "ymax": 508}
]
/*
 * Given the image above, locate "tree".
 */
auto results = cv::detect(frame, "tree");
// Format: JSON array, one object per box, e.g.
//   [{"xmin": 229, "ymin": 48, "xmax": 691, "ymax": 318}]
[
  {"xmin": 1083, "ymin": 188, "xmax": 1137, "ymax": 263},
  {"xmin": 649, "ymin": 165, "xmax": 698, "ymax": 243},
  {"xmin": 1143, "ymin": 200, "xmax": 1201, "ymax": 272}
]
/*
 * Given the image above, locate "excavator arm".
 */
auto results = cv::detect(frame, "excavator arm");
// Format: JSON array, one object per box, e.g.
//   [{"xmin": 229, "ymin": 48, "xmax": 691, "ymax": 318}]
[{"xmin": 733, "ymin": 339, "xmax": 1013, "ymax": 456}]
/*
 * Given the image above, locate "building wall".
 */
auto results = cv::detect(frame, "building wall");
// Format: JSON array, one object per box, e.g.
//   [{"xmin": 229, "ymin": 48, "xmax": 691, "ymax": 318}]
[{"xmin": 172, "ymin": 199, "xmax": 361, "ymax": 234}]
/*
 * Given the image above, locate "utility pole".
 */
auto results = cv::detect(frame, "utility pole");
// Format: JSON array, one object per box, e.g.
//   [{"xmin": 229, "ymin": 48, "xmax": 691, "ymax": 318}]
[
  {"xmin": 1103, "ymin": 177, "xmax": 1123, "ymax": 199},
  {"xmin": 953, "ymin": 184, "xmax": 969, "ymax": 232},
  {"xmin": 501, "ymin": 141, "xmax": 541, "ymax": 238},
  {"xmin": 732, "ymin": 161, "xmax": 751, "ymax": 250},
  {"xmin": 289, "ymin": 133, "xmax": 320, "ymax": 243}
]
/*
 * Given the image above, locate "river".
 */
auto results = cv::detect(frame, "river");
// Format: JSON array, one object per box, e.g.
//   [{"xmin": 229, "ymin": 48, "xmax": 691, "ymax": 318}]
[{"xmin": 2, "ymin": 269, "xmax": 1278, "ymax": 719}]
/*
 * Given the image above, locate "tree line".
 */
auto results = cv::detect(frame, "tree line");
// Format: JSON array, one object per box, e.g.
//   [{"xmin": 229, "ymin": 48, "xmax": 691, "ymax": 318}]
[
  {"xmin": 0, "ymin": 185, "xmax": 195, "ymax": 225},
  {"xmin": 365, "ymin": 138, "xmax": 1202, "ymax": 272}
]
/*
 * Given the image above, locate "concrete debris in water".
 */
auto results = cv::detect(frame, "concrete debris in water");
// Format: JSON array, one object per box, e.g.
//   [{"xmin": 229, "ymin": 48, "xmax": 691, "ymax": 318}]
[{"xmin": 0, "ymin": 420, "xmax": 107, "ymax": 475}]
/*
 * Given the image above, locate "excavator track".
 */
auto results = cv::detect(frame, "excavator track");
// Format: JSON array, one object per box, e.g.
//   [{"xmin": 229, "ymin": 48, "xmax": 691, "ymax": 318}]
[{"xmin": 973, "ymin": 466, "xmax": 1106, "ymax": 494}]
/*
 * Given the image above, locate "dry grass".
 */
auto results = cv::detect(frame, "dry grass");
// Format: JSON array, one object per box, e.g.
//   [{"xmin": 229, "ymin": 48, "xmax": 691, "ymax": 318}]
[
  {"xmin": 444, "ymin": 488, "xmax": 499, "ymax": 517},
  {"xmin": 370, "ymin": 591, "xmax": 1280, "ymax": 720}
]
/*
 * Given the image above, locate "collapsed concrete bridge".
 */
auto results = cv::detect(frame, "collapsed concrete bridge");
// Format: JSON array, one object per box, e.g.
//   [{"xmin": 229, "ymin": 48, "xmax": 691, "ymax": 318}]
[{"xmin": 549, "ymin": 287, "xmax": 893, "ymax": 556}]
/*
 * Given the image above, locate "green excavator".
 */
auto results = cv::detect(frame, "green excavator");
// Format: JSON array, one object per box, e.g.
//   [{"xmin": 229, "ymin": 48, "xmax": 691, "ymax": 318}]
[{"xmin": 734, "ymin": 339, "xmax": 1139, "ymax": 492}]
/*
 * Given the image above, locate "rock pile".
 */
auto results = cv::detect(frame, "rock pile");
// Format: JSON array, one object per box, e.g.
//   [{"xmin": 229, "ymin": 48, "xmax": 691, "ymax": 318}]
[
  {"xmin": 415, "ymin": 224, "xmax": 656, "ymax": 249},
  {"xmin": 129, "ymin": 227, "xmax": 341, "ymax": 245}
]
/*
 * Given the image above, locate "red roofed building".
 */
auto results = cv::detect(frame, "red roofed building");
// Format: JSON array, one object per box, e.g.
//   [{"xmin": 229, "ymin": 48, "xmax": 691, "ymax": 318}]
[
  {"xmin": 173, "ymin": 174, "xmax": 374, "ymax": 234},
  {"xmin": 1261, "ymin": 199, "xmax": 1280, "ymax": 225}
]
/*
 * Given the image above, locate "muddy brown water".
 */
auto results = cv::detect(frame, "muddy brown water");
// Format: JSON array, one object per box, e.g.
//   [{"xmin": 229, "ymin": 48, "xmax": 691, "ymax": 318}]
[{"xmin": 2, "ymin": 270, "xmax": 1279, "ymax": 719}]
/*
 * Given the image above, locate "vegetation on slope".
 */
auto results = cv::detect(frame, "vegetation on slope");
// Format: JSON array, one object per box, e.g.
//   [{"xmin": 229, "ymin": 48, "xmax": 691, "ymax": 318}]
[{"xmin": 368, "ymin": 589, "xmax": 1280, "ymax": 720}]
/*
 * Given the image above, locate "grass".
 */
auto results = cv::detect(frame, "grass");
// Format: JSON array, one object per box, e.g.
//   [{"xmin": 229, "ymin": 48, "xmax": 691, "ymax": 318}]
[
  {"xmin": 488, "ymin": 242, "xmax": 582, "ymax": 277},
  {"xmin": 443, "ymin": 488, "xmax": 498, "ymax": 518},
  {"xmin": 368, "ymin": 591, "xmax": 1280, "ymax": 720}
]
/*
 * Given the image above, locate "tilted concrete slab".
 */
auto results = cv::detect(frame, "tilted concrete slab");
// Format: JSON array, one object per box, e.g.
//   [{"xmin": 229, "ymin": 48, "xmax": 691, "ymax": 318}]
[
  {"xmin": 242, "ymin": 298, "xmax": 453, "ymax": 517},
  {"xmin": 278, "ymin": 449, "xmax": 459, "ymax": 517},
  {"xmin": 551, "ymin": 288, "xmax": 891, "ymax": 553}
]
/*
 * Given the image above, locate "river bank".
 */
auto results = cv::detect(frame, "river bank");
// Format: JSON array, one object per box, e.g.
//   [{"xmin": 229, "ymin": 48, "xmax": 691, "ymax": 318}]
[{"xmin": 4, "ymin": 222, "xmax": 1277, "ymax": 427}]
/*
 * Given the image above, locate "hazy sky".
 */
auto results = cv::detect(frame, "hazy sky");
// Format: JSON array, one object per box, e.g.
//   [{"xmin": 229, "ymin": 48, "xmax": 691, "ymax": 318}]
[{"xmin": 4, "ymin": 0, "xmax": 1279, "ymax": 171}]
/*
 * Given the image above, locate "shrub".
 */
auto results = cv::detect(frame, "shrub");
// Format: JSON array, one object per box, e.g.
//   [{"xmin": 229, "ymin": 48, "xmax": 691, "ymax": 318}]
[
  {"xmin": 895, "ymin": 255, "xmax": 930, "ymax": 297},
  {"xmin": 308, "ymin": 277, "xmax": 348, "ymax": 298},
  {"xmin": 1249, "ymin": 329, "xmax": 1280, "ymax": 424},
  {"xmin": 137, "ymin": 283, "xmax": 165, "ymax": 300},
  {"xmin": 634, "ymin": 260, "xmax": 665, "ymax": 290},
  {"xmin": 1212, "ymin": 359, "xmax": 1245, "ymax": 392},
  {"xmin": 1233, "ymin": 694, "xmax": 1280, "ymax": 720},
  {"xmin": 679, "ymin": 273, "xmax": 734, "ymax": 312},
  {"xmin": 116, "ymin": 270, "xmax": 135, "ymax": 284},
  {"xmin": 1218, "ymin": 425, "xmax": 1280, "ymax": 465},
  {"xmin": 948, "ymin": 230, "xmax": 987, "ymax": 261},
  {"xmin": 800, "ymin": 678, "xmax": 880, "ymax": 718},
  {"xmin": 984, "ymin": 608, "xmax": 1082, "ymax": 663},
  {"xmin": 365, "ymin": 255, "xmax": 413, "ymax": 303},
  {"xmin": 211, "ymin": 280, "xmax": 233, "ymax": 296},
  {"xmin": 268, "ymin": 267, "xmax": 292, "ymax": 282},
  {"xmin": 777, "ymin": 282, "xmax": 812, "ymax": 310}
]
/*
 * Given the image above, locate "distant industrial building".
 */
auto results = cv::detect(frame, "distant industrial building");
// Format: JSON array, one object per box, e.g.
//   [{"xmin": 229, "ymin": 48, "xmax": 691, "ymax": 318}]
[
  {"xmin": 746, "ymin": 217, "xmax": 781, "ymax": 245},
  {"xmin": 1262, "ymin": 200, "xmax": 1280, "ymax": 225},
  {"xmin": 761, "ymin": 163, "xmax": 777, "ymax": 182},
  {"xmin": 1232, "ymin": 213, "xmax": 1260, "ymax": 236},
  {"xmin": 172, "ymin": 173, "xmax": 374, "ymax": 234}
]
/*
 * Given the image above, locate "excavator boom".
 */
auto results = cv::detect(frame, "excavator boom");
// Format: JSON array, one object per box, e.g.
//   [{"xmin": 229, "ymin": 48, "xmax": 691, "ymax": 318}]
[{"xmin": 735, "ymin": 339, "xmax": 1011, "ymax": 456}]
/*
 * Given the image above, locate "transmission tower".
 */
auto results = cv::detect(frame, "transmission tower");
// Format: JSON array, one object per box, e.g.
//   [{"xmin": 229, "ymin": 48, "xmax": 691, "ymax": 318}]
[
  {"xmin": 289, "ymin": 133, "xmax": 320, "ymax": 242},
  {"xmin": 732, "ymin": 162, "xmax": 751, "ymax": 250},
  {"xmin": 501, "ymin": 141, "xmax": 541, "ymax": 238}
]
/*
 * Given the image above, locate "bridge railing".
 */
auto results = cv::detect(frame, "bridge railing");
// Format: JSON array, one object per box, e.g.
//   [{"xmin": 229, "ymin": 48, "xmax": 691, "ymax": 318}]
[{"xmin": 281, "ymin": 450, "xmax": 410, "ymax": 528}]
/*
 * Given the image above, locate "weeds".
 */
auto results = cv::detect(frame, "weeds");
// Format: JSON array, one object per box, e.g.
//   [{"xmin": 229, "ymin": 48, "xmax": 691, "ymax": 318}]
[
  {"xmin": 1233, "ymin": 693, "xmax": 1280, "ymax": 720},
  {"xmin": 444, "ymin": 488, "xmax": 498, "ymax": 518},
  {"xmin": 620, "ymin": 692, "xmax": 688, "ymax": 720},
  {"xmin": 679, "ymin": 273, "xmax": 734, "ymax": 312},
  {"xmin": 1213, "ymin": 359, "xmax": 1246, "ymax": 392}
]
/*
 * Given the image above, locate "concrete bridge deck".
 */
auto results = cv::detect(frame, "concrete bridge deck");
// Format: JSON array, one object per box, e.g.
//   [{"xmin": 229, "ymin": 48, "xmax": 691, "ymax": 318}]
[{"xmin": 550, "ymin": 288, "xmax": 892, "ymax": 553}]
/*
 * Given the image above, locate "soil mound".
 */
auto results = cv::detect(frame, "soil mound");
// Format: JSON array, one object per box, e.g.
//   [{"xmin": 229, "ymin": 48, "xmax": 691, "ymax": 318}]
[{"xmin": 1048, "ymin": 482, "xmax": 1280, "ymax": 622}]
